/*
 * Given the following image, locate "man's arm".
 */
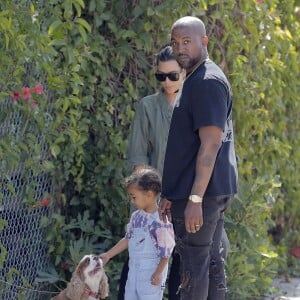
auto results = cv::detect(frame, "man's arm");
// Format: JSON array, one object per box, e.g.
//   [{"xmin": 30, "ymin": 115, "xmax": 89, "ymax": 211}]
[
  {"xmin": 184, "ymin": 125, "xmax": 223, "ymax": 233},
  {"xmin": 191, "ymin": 126, "xmax": 223, "ymax": 196}
]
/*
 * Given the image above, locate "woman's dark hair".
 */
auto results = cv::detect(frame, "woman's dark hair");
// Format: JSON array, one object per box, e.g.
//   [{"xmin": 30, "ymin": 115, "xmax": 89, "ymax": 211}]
[
  {"xmin": 124, "ymin": 167, "xmax": 161, "ymax": 195},
  {"xmin": 155, "ymin": 44, "xmax": 176, "ymax": 66}
]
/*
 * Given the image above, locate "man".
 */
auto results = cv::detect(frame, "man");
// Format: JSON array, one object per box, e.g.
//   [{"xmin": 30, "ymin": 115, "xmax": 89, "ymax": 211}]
[{"xmin": 159, "ymin": 16, "xmax": 238, "ymax": 300}]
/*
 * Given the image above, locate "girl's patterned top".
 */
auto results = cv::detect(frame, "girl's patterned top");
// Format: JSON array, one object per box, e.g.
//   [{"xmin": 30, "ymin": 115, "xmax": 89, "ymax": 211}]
[{"xmin": 125, "ymin": 209, "xmax": 175, "ymax": 259}]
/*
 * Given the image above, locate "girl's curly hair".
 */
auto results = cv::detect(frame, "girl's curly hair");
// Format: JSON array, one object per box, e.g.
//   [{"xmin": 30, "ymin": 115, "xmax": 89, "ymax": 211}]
[{"xmin": 124, "ymin": 167, "xmax": 161, "ymax": 195}]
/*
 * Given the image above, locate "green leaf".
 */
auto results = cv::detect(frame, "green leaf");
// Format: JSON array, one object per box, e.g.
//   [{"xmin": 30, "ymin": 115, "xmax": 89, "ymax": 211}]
[
  {"xmin": 0, "ymin": 244, "xmax": 7, "ymax": 268},
  {"xmin": 35, "ymin": 266, "xmax": 60, "ymax": 284},
  {"xmin": 42, "ymin": 160, "xmax": 55, "ymax": 171},
  {"xmin": 75, "ymin": 0, "xmax": 85, "ymax": 9},
  {"xmin": 48, "ymin": 20, "xmax": 63, "ymax": 36},
  {"xmin": 50, "ymin": 144, "xmax": 61, "ymax": 158},
  {"xmin": 89, "ymin": 0, "xmax": 96, "ymax": 12},
  {"xmin": 76, "ymin": 18, "xmax": 91, "ymax": 32},
  {"xmin": 78, "ymin": 25, "xmax": 87, "ymax": 43},
  {"xmin": 49, "ymin": 38, "xmax": 66, "ymax": 47}
]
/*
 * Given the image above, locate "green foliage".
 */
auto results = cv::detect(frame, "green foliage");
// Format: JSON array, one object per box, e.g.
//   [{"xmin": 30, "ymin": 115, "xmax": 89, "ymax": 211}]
[
  {"xmin": 0, "ymin": 0, "xmax": 299, "ymax": 299},
  {"xmin": 225, "ymin": 181, "xmax": 280, "ymax": 299},
  {"xmin": 199, "ymin": 0, "xmax": 300, "ymax": 297}
]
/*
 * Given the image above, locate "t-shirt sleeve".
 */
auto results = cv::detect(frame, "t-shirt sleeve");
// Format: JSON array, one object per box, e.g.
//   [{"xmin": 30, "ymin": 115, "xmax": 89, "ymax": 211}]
[
  {"xmin": 125, "ymin": 100, "xmax": 150, "ymax": 171},
  {"xmin": 191, "ymin": 78, "xmax": 228, "ymax": 131},
  {"xmin": 150, "ymin": 220, "xmax": 175, "ymax": 258}
]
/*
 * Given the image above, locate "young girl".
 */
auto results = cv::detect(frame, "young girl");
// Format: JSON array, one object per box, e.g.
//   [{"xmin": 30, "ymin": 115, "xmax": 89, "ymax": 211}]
[{"xmin": 100, "ymin": 168, "xmax": 175, "ymax": 300}]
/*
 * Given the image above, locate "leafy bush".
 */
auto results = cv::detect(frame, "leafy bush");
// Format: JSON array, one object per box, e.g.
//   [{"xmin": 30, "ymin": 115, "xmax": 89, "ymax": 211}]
[{"xmin": 0, "ymin": 0, "xmax": 299, "ymax": 299}]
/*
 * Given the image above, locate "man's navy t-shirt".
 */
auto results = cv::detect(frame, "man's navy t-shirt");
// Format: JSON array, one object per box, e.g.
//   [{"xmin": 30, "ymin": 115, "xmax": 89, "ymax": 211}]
[{"xmin": 161, "ymin": 60, "xmax": 238, "ymax": 200}]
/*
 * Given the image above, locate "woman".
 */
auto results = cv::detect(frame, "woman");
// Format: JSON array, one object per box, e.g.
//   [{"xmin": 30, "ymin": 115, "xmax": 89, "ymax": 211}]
[{"xmin": 126, "ymin": 45, "xmax": 186, "ymax": 175}]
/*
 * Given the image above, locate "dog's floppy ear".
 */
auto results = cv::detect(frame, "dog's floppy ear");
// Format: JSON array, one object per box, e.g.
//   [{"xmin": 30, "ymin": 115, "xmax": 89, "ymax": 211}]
[
  {"xmin": 98, "ymin": 272, "xmax": 109, "ymax": 299},
  {"xmin": 66, "ymin": 266, "xmax": 86, "ymax": 300}
]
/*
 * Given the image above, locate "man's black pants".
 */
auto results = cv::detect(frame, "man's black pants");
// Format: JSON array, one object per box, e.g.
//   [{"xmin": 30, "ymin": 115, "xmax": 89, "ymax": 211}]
[{"xmin": 171, "ymin": 196, "xmax": 233, "ymax": 300}]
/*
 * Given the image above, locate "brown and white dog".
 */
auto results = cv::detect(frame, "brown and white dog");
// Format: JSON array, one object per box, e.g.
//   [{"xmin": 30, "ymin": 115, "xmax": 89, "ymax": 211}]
[{"xmin": 52, "ymin": 255, "xmax": 109, "ymax": 300}]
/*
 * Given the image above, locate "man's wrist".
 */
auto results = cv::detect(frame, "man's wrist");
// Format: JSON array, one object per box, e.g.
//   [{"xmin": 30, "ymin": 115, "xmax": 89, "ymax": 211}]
[{"xmin": 189, "ymin": 195, "xmax": 203, "ymax": 203}]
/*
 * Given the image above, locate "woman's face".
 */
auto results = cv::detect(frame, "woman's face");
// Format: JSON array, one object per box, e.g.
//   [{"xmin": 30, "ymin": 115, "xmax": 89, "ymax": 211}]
[{"xmin": 156, "ymin": 60, "xmax": 186, "ymax": 97}]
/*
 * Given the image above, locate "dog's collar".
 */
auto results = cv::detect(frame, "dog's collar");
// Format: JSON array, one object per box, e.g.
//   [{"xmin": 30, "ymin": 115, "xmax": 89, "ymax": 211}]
[{"xmin": 86, "ymin": 285, "xmax": 100, "ymax": 299}]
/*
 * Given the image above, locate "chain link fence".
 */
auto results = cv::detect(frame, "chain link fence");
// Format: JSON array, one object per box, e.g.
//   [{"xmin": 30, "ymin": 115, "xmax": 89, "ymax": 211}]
[{"xmin": 0, "ymin": 95, "xmax": 54, "ymax": 299}]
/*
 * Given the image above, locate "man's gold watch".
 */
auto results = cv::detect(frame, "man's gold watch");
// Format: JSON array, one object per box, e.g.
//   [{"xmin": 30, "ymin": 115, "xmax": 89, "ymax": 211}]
[{"xmin": 189, "ymin": 195, "xmax": 203, "ymax": 203}]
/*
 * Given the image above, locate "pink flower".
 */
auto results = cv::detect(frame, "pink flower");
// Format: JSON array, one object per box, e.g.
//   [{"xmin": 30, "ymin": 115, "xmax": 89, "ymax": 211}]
[
  {"xmin": 257, "ymin": 0, "xmax": 262, "ymax": 3},
  {"xmin": 289, "ymin": 246, "xmax": 300, "ymax": 259},
  {"xmin": 40, "ymin": 197, "xmax": 50, "ymax": 207},
  {"xmin": 61, "ymin": 262, "xmax": 69, "ymax": 270},
  {"xmin": 11, "ymin": 83, "xmax": 44, "ymax": 106},
  {"xmin": 12, "ymin": 90, "xmax": 22, "ymax": 101},
  {"xmin": 35, "ymin": 197, "xmax": 50, "ymax": 207},
  {"xmin": 31, "ymin": 83, "xmax": 44, "ymax": 95},
  {"xmin": 22, "ymin": 87, "xmax": 31, "ymax": 100},
  {"xmin": 30, "ymin": 101, "xmax": 38, "ymax": 109}
]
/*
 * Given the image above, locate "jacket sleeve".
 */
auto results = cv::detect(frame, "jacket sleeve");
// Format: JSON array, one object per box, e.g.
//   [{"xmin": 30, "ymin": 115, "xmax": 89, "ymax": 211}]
[{"xmin": 126, "ymin": 100, "xmax": 150, "ymax": 172}]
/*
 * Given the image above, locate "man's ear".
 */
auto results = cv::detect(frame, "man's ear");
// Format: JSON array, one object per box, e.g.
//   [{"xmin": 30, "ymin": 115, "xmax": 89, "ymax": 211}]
[{"xmin": 202, "ymin": 36, "xmax": 208, "ymax": 46}]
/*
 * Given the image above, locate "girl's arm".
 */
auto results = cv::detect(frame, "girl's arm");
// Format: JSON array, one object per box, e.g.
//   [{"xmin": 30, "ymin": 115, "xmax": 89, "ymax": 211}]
[
  {"xmin": 100, "ymin": 238, "xmax": 128, "ymax": 265},
  {"xmin": 151, "ymin": 257, "xmax": 169, "ymax": 285}
]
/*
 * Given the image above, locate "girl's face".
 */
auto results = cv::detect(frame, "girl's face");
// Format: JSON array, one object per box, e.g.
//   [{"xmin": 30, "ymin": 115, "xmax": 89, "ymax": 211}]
[
  {"xmin": 127, "ymin": 185, "xmax": 157, "ymax": 212},
  {"xmin": 156, "ymin": 60, "xmax": 186, "ymax": 97}
]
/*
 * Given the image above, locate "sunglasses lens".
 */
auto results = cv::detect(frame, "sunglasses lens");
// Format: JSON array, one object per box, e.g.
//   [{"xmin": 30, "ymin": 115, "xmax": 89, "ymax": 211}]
[
  {"xmin": 155, "ymin": 72, "xmax": 180, "ymax": 82},
  {"xmin": 168, "ymin": 73, "xmax": 180, "ymax": 81},
  {"xmin": 155, "ymin": 73, "xmax": 167, "ymax": 82}
]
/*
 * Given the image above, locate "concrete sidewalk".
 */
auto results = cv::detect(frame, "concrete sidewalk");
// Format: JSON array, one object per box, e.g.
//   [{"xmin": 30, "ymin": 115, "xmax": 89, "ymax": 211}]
[{"xmin": 264, "ymin": 277, "xmax": 300, "ymax": 300}]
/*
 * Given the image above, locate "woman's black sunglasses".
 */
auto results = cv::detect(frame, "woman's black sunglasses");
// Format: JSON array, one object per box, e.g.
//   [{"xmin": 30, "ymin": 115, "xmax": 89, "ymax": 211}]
[{"xmin": 155, "ymin": 72, "xmax": 181, "ymax": 82}]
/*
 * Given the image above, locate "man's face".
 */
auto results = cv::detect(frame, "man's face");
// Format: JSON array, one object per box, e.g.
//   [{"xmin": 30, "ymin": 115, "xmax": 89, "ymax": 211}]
[{"xmin": 171, "ymin": 26, "xmax": 204, "ymax": 72}]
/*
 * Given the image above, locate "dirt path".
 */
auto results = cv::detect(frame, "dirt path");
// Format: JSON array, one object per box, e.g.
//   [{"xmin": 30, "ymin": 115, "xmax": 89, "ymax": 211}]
[{"xmin": 264, "ymin": 277, "xmax": 300, "ymax": 300}]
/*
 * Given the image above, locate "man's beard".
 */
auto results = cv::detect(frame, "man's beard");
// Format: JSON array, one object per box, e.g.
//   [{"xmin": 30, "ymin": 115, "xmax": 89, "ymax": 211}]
[{"xmin": 178, "ymin": 56, "xmax": 201, "ymax": 72}]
